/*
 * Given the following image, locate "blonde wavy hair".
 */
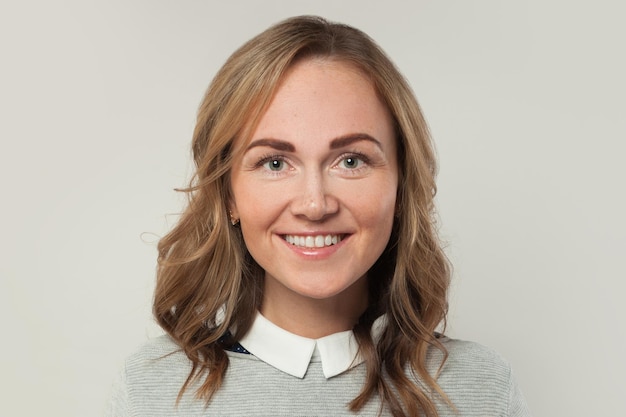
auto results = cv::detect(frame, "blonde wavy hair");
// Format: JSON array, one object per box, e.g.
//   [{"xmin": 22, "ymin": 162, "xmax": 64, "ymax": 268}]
[{"xmin": 154, "ymin": 15, "xmax": 451, "ymax": 417}]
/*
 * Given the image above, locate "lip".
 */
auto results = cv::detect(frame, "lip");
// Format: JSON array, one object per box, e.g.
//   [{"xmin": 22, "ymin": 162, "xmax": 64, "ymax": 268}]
[
  {"xmin": 283, "ymin": 233, "xmax": 345, "ymax": 247},
  {"xmin": 276, "ymin": 232, "xmax": 350, "ymax": 259}
]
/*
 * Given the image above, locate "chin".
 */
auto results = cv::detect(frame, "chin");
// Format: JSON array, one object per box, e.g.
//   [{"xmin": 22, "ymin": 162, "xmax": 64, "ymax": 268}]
[{"xmin": 291, "ymin": 277, "xmax": 365, "ymax": 301}]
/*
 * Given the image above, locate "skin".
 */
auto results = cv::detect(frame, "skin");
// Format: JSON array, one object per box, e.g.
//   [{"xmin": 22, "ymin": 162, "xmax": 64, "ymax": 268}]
[{"xmin": 230, "ymin": 58, "xmax": 398, "ymax": 338}]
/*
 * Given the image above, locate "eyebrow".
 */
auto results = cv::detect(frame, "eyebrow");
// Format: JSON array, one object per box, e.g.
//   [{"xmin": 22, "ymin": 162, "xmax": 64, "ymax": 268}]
[
  {"xmin": 246, "ymin": 138, "xmax": 295, "ymax": 152},
  {"xmin": 329, "ymin": 133, "xmax": 382, "ymax": 150},
  {"xmin": 246, "ymin": 133, "xmax": 382, "ymax": 152}
]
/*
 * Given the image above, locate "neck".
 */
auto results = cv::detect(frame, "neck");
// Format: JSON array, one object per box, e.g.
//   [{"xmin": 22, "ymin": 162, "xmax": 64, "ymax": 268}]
[{"xmin": 260, "ymin": 277, "xmax": 368, "ymax": 339}]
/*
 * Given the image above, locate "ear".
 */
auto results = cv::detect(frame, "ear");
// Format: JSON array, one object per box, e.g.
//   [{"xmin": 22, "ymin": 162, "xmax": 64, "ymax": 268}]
[
  {"xmin": 228, "ymin": 195, "xmax": 238, "ymax": 216},
  {"xmin": 228, "ymin": 199, "xmax": 240, "ymax": 226}
]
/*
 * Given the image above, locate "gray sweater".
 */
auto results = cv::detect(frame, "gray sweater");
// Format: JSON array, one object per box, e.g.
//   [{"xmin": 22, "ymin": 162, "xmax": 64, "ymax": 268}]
[{"xmin": 105, "ymin": 335, "xmax": 531, "ymax": 416}]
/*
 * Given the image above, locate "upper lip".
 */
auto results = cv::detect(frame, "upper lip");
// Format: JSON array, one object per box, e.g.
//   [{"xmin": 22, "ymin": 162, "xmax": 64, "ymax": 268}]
[{"xmin": 278, "ymin": 231, "xmax": 349, "ymax": 236}]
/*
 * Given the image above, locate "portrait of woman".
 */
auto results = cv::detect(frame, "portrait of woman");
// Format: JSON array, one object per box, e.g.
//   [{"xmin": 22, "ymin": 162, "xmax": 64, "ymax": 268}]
[
  {"xmin": 5, "ymin": 1, "xmax": 626, "ymax": 416},
  {"xmin": 105, "ymin": 16, "xmax": 530, "ymax": 416}
]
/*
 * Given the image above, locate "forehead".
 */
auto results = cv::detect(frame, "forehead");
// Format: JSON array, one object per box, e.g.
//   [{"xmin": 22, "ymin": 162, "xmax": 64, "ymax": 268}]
[
  {"xmin": 270, "ymin": 57, "xmax": 379, "ymax": 110},
  {"xmin": 250, "ymin": 58, "xmax": 393, "ymax": 142}
]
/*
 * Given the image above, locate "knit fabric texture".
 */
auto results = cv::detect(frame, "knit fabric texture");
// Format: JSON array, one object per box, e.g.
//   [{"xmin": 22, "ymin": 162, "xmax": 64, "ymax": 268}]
[{"xmin": 105, "ymin": 335, "xmax": 531, "ymax": 416}]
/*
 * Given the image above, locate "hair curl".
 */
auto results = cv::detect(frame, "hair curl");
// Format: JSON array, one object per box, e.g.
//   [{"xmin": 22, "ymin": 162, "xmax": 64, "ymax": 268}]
[{"xmin": 154, "ymin": 15, "xmax": 451, "ymax": 417}]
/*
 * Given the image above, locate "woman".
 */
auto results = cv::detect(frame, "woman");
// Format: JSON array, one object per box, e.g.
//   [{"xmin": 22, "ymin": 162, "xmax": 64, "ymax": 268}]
[{"xmin": 107, "ymin": 16, "xmax": 530, "ymax": 417}]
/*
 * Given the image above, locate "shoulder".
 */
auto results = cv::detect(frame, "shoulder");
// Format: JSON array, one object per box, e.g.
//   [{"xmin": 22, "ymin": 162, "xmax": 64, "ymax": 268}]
[
  {"xmin": 434, "ymin": 337, "xmax": 511, "ymax": 386},
  {"xmin": 429, "ymin": 337, "xmax": 531, "ymax": 416},
  {"xmin": 124, "ymin": 334, "xmax": 186, "ymax": 367},
  {"xmin": 439, "ymin": 337, "xmax": 511, "ymax": 374},
  {"xmin": 121, "ymin": 334, "xmax": 191, "ymax": 384},
  {"xmin": 118, "ymin": 335, "xmax": 193, "ymax": 399},
  {"xmin": 107, "ymin": 335, "xmax": 215, "ymax": 416}
]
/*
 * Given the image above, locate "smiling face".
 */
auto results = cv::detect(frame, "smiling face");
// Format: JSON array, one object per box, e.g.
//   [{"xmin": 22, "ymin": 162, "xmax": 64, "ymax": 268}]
[{"xmin": 229, "ymin": 58, "xmax": 398, "ymax": 324}]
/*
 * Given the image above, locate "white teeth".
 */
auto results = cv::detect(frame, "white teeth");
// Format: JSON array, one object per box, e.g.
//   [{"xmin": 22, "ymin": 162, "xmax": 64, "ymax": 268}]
[{"xmin": 284, "ymin": 234, "xmax": 342, "ymax": 248}]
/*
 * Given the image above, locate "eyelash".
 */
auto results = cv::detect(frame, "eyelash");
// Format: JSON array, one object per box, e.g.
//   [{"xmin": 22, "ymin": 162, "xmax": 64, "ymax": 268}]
[
  {"xmin": 253, "ymin": 152, "xmax": 372, "ymax": 174},
  {"xmin": 255, "ymin": 154, "xmax": 287, "ymax": 170},
  {"xmin": 337, "ymin": 152, "xmax": 371, "ymax": 172}
]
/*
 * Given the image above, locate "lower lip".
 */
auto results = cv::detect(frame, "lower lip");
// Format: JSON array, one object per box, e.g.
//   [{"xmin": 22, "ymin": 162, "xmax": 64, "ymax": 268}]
[{"xmin": 280, "ymin": 235, "xmax": 349, "ymax": 259}]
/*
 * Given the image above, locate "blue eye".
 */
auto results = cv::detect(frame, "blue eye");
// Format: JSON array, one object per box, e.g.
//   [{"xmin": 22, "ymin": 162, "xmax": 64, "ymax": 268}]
[
  {"xmin": 342, "ymin": 156, "xmax": 361, "ymax": 169},
  {"xmin": 265, "ymin": 159, "xmax": 284, "ymax": 171}
]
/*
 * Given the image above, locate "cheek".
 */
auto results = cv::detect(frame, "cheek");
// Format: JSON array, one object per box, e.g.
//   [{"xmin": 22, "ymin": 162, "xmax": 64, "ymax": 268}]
[
  {"xmin": 371, "ymin": 197, "xmax": 396, "ymax": 227},
  {"xmin": 347, "ymin": 186, "xmax": 397, "ymax": 230},
  {"xmin": 235, "ymin": 182, "xmax": 287, "ymax": 229}
]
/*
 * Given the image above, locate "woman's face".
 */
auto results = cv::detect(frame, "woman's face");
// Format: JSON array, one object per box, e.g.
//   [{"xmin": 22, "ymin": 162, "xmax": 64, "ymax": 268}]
[{"xmin": 230, "ymin": 59, "xmax": 398, "ymax": 311}]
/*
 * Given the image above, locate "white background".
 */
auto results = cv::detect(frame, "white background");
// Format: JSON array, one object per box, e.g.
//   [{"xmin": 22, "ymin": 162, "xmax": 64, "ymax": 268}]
[{"xmin": 1, "ymin": 1, "xmax": 625, "ymax": 416}]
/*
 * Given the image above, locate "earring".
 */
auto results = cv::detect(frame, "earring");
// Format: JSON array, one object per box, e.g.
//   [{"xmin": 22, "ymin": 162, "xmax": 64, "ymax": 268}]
[{"xmin": 229, "ymin": 210, "xmax": 240, "ymax": 226}]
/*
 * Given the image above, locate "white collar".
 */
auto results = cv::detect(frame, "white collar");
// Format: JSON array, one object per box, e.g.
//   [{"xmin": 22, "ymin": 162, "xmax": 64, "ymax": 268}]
[{"xmin": 238, "ymin": 311, "xmax": 386, "ymax": 379}]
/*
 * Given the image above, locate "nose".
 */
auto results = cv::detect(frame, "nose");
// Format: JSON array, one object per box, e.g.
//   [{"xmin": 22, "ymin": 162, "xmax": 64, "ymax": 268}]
[{"xmin": 290, "ymin": 171, "xmax": 338, "ymax": 221}]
